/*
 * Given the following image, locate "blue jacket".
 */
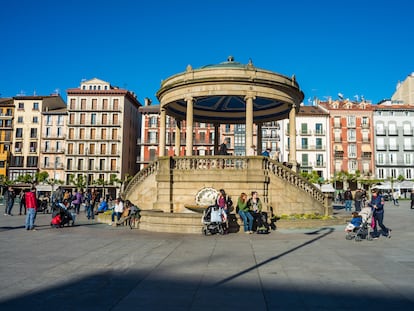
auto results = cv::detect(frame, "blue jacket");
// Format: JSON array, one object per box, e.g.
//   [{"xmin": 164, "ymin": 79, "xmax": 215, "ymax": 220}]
[{"xmin": 370, "ymin": 194, "xmax": 384, "ymax": 214}]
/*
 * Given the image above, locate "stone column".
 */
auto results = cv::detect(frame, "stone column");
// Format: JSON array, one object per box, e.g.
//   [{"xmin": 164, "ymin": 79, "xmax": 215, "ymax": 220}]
[
  {"xmin": 257, "ymin": 123, "xmax": 262, "ymax": 155},
  {"xmin": 175, "ymin": 120, "xmax": 181, "ymax": 156},
  {"xmin": 159, "ymin": 107, "xmax": 166, "ymax": 156},
  {"xmin": 214, "ymin": 123, "xmax": 219, "ymax": 154},
  {"xmin": 245, "ymin": 94, "xmax": 255, "ymax": 155},
  {"xmin": 289, "ymin": 103, "xmax": 297, "ymax": 171},
  {"xmin": 185, "ymin": 96, "xmax": 194, "ymax": 156}
]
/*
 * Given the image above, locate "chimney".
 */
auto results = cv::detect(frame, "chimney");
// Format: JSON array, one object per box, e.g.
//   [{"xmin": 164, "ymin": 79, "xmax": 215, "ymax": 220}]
[{"xmin": 144, "ymin": 97, "xmax": 152, "ymax": 106}]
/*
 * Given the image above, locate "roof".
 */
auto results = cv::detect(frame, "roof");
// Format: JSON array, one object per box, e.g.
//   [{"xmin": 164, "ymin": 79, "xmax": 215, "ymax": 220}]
[{"xmin": 298, "ymin": 105, "xmax": 329, "ymax": 116}]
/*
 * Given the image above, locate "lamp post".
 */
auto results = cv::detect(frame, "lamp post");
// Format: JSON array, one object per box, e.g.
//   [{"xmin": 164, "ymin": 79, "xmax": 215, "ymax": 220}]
[{"xmin": 85, "ymin": 147, "xmax": 89, "ymax": 194}]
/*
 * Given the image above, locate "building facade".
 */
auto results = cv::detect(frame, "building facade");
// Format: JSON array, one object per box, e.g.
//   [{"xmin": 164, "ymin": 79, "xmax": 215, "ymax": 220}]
[
  {"xmin": 373, "ymin": 102, "xmax": 414, "ymax": 180},
  {"xmin": 281, "ymin": 105, "xmax": 331, "ymax": 180},
  {"xmin": 319, "ymin": 100, "xmax": 374, "ymax": 180},
  {"xmin": 0, "ymin": 98, "xmax": 14, "ymax": 179},
  {"xmin": 10, "ymin": 95, "xmax": 66, "ymax": 181},
  {"xmin": 66, "ymin": 78, "xmax": 142, "ymax": 193},
  {"xmin": 391, "ymin": 72, "xmax": 414, "ymax": 105}
]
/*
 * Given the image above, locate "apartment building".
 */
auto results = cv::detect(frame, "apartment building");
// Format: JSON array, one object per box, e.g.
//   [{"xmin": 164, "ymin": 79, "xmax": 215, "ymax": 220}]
[
  {"xmin": 373, "ymin": 101, "xmax": 414, "ymax": 180},
  {"xmin": 40, "ymin": 107, "xmax": 67, "ymax": 183},
  {"xmin": 319, "ymin": 100, "xmax": 374, "ymax": 179},
  {"xmin": 0, "ymin": 98, "xmax": 14, "ymax": 178},
  {"xmin": 281, "ymin": 105, "xmax": 330, "ymax": 179},
  {"xmin": 10, "ymin": 95, "xmax": 67, "ymax": 180},
  {"xmin": 391, "ymin": 72, "xmax": 414, "ymax": 105},
  {"xmin": 66, "ymin": 78, "xmax": 142, "ymax": 192}
]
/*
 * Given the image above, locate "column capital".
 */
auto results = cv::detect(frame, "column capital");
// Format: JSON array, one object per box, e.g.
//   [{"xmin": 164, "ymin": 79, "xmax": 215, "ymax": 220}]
[
  {"xmin": 184, "ymin": 96, "xmax": 194, "ymax": 102},
  {"xmin": 244, "ymin": 93, "xmax": 256, "ymax": 101}
]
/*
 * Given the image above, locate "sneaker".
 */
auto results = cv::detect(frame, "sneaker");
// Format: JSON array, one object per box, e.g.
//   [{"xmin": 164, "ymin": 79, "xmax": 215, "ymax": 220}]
[
  {"xmin": 245, "ymin": 231, "xmax": 250, "ymax": 234},
  {"xmin": 3, "ymin": 213, "xmax": 7, "ymax": 216},
  {"xmin": 31, "ymin": 228, "xmax": 37, "ymax": 231}
]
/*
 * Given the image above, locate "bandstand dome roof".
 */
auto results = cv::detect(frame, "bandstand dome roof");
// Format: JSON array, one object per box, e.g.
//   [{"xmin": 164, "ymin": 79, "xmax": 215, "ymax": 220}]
[{"xmin": 156, "ymin": 56, "xmax": 304, "ymax": 124}]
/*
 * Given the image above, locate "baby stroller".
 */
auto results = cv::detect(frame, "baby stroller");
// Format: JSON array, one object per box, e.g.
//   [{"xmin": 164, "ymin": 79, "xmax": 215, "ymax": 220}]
[
  {"xmin": 50, "ymin": 202, "xmax": 75, "ymax": 227},
  {"xmin": 202, "ymin": 205, "xmax": 226, "ymax": 235},
  {"xmin": 345, "ymin": 207, "xmax": 373, "ymax": 242}
]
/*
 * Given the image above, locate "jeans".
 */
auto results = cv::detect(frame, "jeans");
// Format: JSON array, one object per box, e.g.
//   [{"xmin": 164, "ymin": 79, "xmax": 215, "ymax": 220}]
[
  {"xmin": 5, "ymin": 200, "xmax": 14, "ymax": 215},
  {"xmin": 355, "ymin": 200, "xmax": 361, "ymax": 212},
  {"xmin": 372, "ymin": 211, "xmax": 389, "ymax": 237},
  {"xmin": 25, "ymin": 208, "xmax": 36, "ymax": 230},
  {"xmin": 86, "ymin": 204, "xmax": 94, "ymax": 219},
  {"xmin": 111, "ymin": 212, "xmax": 121, "ymax": 222},
  {"xmin": 345, "ymin": 200, "xmax": 353, "ymax": 211},
  {"xmin": 239, "ymin": 210, "xmax": 254, "ymax": 232}
]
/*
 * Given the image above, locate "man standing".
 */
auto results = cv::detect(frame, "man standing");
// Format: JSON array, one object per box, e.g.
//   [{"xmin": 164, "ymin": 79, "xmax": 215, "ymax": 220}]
[
  {"xmin": 4, "ymin": 186, "xmax": 16, "ymax": 216},
  {"xmin": 25, "ymin": 187, "xmax": 38, "ymax": 231},
  {"xmin": 354, "ymin": 188, "xmax": 363, "ymax": 212},
  {"xmin": 218, "ymin": 138, "xmax": 229, "ymax": 155},
  {"xmin": 344, "ymin": 188, "xmax": 353, "ymax": 212}
]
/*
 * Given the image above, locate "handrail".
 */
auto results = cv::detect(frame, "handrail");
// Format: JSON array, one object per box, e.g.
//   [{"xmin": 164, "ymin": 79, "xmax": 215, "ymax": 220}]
[
  {"xmin": 264, "ymin": 158, "xmax": 325, "ymax": 205},
  {"xmin": 122, "ymin": 160, "xmax": 159, "ymax": 199}
]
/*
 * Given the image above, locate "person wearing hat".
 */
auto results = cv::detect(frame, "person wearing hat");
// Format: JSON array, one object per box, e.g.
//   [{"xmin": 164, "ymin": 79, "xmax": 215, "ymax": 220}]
[{"xmin": 369, "ymin": 189, "xmax": 391, "ymax": 238}]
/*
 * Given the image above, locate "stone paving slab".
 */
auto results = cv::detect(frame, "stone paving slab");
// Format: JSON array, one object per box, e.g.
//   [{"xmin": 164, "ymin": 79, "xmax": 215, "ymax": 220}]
[{"xmin": 0, "ymin": 201, "xmax": 413, "ymax": 310}]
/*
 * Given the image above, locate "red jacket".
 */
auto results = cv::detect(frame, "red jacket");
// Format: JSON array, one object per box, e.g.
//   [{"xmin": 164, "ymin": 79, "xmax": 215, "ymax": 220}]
[{"xmin": 25, "ymin": 191, "xmax": 38, "ymax": 210}]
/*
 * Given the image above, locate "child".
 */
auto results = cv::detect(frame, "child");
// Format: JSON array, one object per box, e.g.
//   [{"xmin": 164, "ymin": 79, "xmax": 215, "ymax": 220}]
[{"xmin": 345, "ymin": 212, "xmax": 363, "ymax": 232}]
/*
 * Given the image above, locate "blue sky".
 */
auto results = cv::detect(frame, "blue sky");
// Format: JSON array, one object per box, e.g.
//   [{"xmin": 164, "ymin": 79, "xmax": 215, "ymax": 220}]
[{"xmin": 1, "ymin": 0, "xmax": 413, "ymax": 104}]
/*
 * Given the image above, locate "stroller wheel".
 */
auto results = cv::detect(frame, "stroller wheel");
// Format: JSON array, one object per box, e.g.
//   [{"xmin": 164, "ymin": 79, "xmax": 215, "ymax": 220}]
[
  {"xmin": 345, "ymin": 234, "xmax": 353, "ymax": 240},
  {"xmin": 202, "ymin": 228, "xmax": 208, "ymax": 235},
  {"xmin": 355, "ymin": 235, "xmax": 362, "ymax": 242},
  {"xmin": 367, "ymin": 236, "xmax": 373, "ymax": 241},
  {"xmin": 218, "ymin": 226, "xmax": 224, "ymax": 235}
]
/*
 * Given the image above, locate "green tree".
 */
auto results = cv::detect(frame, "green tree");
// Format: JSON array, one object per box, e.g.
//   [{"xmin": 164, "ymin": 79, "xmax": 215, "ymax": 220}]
[{"xmin": 69, "ymin": 174, "xmax": 86, "ymax": 190}]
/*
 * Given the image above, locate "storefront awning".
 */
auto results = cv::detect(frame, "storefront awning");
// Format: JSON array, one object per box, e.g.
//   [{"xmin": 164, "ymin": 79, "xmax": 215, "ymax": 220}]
[
  {"xmin": 334, "ymin": 145, "xmax": 343, "ymax": 152},
  {"xmin": 361, "ymin": 145, "xmax": 371, "ymax": 152}
]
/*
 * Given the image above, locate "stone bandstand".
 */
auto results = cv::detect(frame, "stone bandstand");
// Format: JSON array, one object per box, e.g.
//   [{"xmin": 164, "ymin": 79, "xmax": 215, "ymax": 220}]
[{"xmin": 122, "ymin": 57, "xmax": 332, "ymax": 233}]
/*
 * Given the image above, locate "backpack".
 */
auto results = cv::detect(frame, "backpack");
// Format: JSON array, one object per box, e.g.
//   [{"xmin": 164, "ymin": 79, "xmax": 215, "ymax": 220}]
[{"xmin": 226, "ymin": 196, "xmax": 233, "ymax": 208}]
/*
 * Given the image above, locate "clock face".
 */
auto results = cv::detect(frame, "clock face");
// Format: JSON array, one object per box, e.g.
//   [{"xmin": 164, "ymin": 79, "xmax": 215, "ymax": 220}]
[{"xmin": 195, "ymin": 187, "xmax": 219, "ymax": 206}]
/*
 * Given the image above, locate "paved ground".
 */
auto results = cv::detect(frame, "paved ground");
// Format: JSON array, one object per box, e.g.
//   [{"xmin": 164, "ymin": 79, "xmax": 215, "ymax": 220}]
[{"xmin": 0, "ymin": 201, "xmax": 413, "ymax": 310}]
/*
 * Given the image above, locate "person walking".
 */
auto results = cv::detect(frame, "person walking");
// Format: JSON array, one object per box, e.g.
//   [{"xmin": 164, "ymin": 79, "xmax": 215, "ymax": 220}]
[
  {"xmin": 25, "ymin": 186, "xmax": 38, "ymax": 231},
  {"xmin": 343, "ymin": 188, "xmax": 353, "ymax": 212},
  {"xmin": 237, "ymin": 192, "xmax": 254, "ymax": 234},
  {"xmin": 19, "ymin": 189, "xmax": 27, "ymax": 215},
  {"xmin": 369, "ymin": 189, "xmax": 391, "ymax": 239},
  {"xmin": 410, "ymin": 189, "xmax": 414, "ymax": 210},
  {"xmin": 4, "ymin": 186, "xmax": 16, "ymax": 216}
]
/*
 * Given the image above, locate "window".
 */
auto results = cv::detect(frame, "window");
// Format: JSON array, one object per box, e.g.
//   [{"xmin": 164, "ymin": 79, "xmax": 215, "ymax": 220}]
[
  {"xmin": 17, "ymin": 116, "xmax": 23, "ymax": 123},
  {"xmin": 348, "ymin": 144, "xmax": 356, "ymax": 158},
  {"xmin": 33, "ymin": 102, "xmax": 39, "ymax": 110},
  {"xmin": 91, "ymin": 114, "xmax": 96, "ymax": 125},
  {"xmin": 389, "ymin": 153, "xmax": 396, "ymax": 164},
  {"xmin": 18, "ymin": 102, "xmax": 24, "ymax": 109},
  {"xmin": 348, "ymin": 160, "xmax": 357, "ymax": 171},
  {"xmin": 405, "ymin": 169, "xmax": 412, "ymax": 179},
  {"xmin": 81, "ymin": 99, "xmax": 86, "ymax": 110},
  {"xmin": 113, "ymin": 99, "xmax": 119, "ymax": 110},
  {"xmin": 102, "ymin": 114, "xmax": 107, "ymax": 124},
  {"xmin": 91, "ymin": 128, "xmax": 96, "ymax": 139},
  {"xmin": 103, "ymin": 99, "xmax": 108, "ymax": 110},
  {"xmin": 67, "ymin": 158, "xmax": 72, "ymax": 170},
  {"xmin": 149, "ymin": 117, "xmax": 157, "ymax": 127},
  {"xmin": 111, "ymin": 144, "xmax": 116, "ymax": 154},
  {"xmin": 347, "ymin": 115, "xmax": 356, "ymax": 127},
  {"xmin": 30, "ymin": 128, "xmax": 37, "ymax": 138},
  {"xmin": 27, "ymin": 156, "xmax": 38, "ymax": 167},
  {"xmin": 57, "ymin": 127, "xmax": 62, "ymax": 137},
  {"xmin": 16, "ymin": 128, "xmax": 23, "ymax": 138},
  {"xmin": 46, "ymin": 115, "xmax": 52, "ymax": 125},
  {"xmin": 316, "ymin": 138, "xmax": 322, "ymax": 149},
  {"xmin": 111, "ymin": 159, "xmax": 116, "ymax": 170},
  {"xmin": 316, "ymin": 154, "xmax": 323, "ymax": 166},
  {"xmin": 100, "ymin": 144, "xmax": 106, "ymax": 154},
  {"xmin": 112, "ymin": 129, "xmax": 118, "ymax": 140},
  {"xmin": 99, "ymin": 159, "xmax": 105, "ymax": 170},
  {"xmin": 405, "ymin": 153, "xmax": 412, "ymax": 165},
  {"xmin": 361, "ymin": 117, "xmax": 369, "ymax": 127},
  {"xmin": 301, "ymin": 154, "xmax": 308, "ymax": 166},
  {"xmin": 68, "ymin": 128, "xmax": 74, "ymax": 139},
  {"xmin": 45, "ymin": 141, "xmax": 50, "ymax": 152},
  {"xmin": 101, "ymin": 129, "xmax": 107, "ymax": 140},
  {"xmin": 347, "ymin": 129, "xmax": 356, "ymax": 142},
  {"xmin": 80, "ymin": 113, "xmax": 85, "ymax": 125},
  {"xmin": 92, "ymin": 99, "xmax": 97, "ymax": 110},
  {"xmin": 377, "ymin": 153, "xmax": 384, "ymax": 165},
  {"xmin": 315, "ymin": 123, "xmax": 323, "ymax": 135},
  {"xmin": 79, "ymin": 128, "xmax": 85, "ymax": 139},
  {"xmin": 148, "ymin": 131, "xmax": 157, "ymax": 144},
  {"xmin": 301, "ymin": 123, "xmax": 308, "ymax": 135},
  {"xmin": 57, "ymin": 115, "xmax": 63, "ymax": 125},
  {"xmin": 30, "ymin": 142, "xmax": 37, "ymax": 152},
  {"xmin": 378, "ymin": 168, "xmax": 384, "ymax": 179},
  {"xmin": 301, "ymin": 138, "xmax": 308, "ymax": 149},
  {"xmin": 112, "ymin": 114, "xmax": 118, "ymax": 125},
  {"xmin": 33, "ymin": 116, "xmax": 38, "ymax": 123},
  {"xmin": 56, "ymin": 141, "xmax": 61, "ymax": 152},
  {"xmin": 44, "ymin": 157, "xmax": 49, "ymax": 168}
]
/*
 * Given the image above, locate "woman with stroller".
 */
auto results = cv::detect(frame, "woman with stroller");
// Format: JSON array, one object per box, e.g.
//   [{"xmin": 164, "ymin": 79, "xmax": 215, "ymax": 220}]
[
  {"xmin": 237, "ymin": 192, "xmax": 254, "ymax": 234},
  {"xmin": 369, "ymin": 189, "xmax": 391, "ymax": 238}
]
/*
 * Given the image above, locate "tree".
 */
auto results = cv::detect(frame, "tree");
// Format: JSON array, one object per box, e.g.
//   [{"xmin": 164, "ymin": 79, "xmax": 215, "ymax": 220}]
[{"xmin": 69, "ymin": 174, "xmax": 86, "ymax": 191}]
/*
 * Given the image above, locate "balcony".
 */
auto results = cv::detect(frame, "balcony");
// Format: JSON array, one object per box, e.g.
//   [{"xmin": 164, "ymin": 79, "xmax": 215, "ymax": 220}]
[
  {"xmin": 388, "ymin": 130, "xmax": 399, "ymax": 136},
  {"xmin": 376, "ymin": 130, "xmax": 386, "ymax": 136},
  {"xmin": 376, "ymin": 145, "xmax": 387, "ymax": 151},
  {"xmin": 300, "ymin": 130, "xmax": 311, "ymax": 136},
  {"xmin": 403, "ymin": 130, "xmax": 413, "ymax": 136},
  {"xmin": 403, "ymin": 145, "xmax": 414, "ymax": 151},
  {"xmin": 361, "ymin": 123, "xmax": 370, "ymax": 129},
  {"xmin": 388, "ymin": 145, "xmax": 399, "ymax": 151}
]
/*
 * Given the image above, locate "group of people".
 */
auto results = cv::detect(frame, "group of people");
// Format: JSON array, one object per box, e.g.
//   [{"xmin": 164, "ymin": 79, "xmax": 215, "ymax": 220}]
[
  {"xmin": 236, "ymin": 191, "xmax": 265, "ymax": 234},
  {"xmin": 213, "ymin": 189, "xmax": 266, "ymax": 234}
]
